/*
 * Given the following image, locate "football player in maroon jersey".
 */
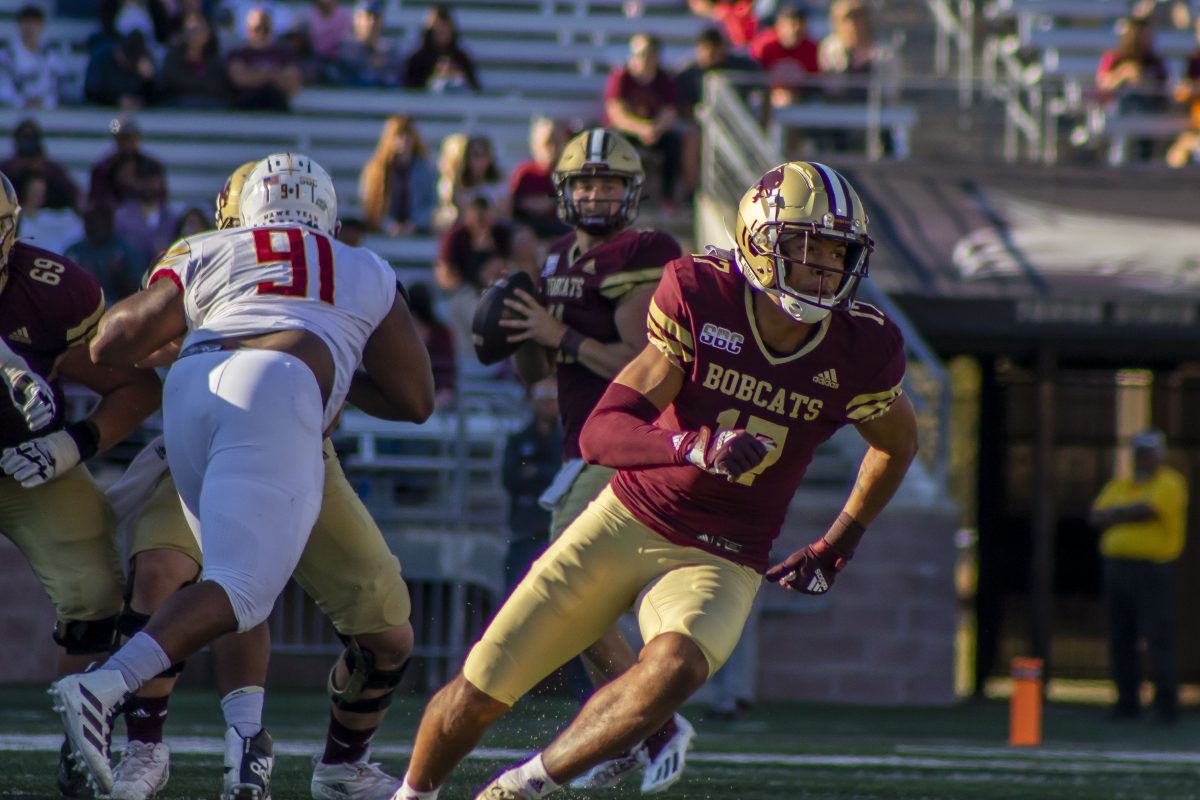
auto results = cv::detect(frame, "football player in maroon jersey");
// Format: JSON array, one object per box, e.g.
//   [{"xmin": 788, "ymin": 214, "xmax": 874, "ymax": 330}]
[
  {"xmin": 495, "ymin": 127, "xmax": 692, "ymax": 792},
  {"xmin": 394, "ymin": 162, "xmax": 919, "ymax": 800},
  {"xmin": 0, "ymin": 171, "xmax": 162, "ymax": 795}
]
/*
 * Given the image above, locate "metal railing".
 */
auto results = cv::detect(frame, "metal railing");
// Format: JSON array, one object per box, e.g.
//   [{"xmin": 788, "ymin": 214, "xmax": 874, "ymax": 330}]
[
  {"xmin": 927, "ymin": 0, "xmax": 978, "ymax": 108},
  {"xmin": 699, "ymin": 72, "xmax": 952, "ymax": 487}
]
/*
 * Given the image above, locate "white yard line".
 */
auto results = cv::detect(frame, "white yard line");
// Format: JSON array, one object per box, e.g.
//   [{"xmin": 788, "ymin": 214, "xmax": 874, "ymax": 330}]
[{"xmin": 2, "ymin": 735, "xmax": 1197, "ymax": 775}]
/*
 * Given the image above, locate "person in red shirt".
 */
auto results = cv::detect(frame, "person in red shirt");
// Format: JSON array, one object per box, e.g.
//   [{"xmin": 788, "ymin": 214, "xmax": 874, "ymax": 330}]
[
  {"xmin": 750, "ymin": 4, "xmax": 821, "ymax": 107},
  {"xmin": 688, "ymin": 0, "xmax": 759, "ymax": 49},
  {"xmin": 604, "ymin": 34, "xmax": 685, "ymax": 208},
  {"xmin": 509, "ymin": 117, "xmax": 570, "ymax": 239}
]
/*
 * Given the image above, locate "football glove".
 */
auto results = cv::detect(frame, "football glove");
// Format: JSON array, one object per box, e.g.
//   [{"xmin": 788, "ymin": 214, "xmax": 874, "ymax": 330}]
[
  {"xmin": 1, "ymin": 430, "xmax": 80, "ymax": 488},
  {"xmin": 765, "ymin": 537, "xmax": 852, "ymax": 595},
  {"xmin": 1, "ymin": 352, "xmax": 56, "ymax": 432},
  {"xmin": 675, "ymin": 426, "xmax": 775, "ymax": 480}
]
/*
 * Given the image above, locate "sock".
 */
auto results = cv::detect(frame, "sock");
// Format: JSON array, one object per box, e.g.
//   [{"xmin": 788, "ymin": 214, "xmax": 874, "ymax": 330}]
[
  {"xmin": 396, "ymin": 775, "xmax": 439, "ymax": 800},
  {"xmin": 220, "ymin": 686, "xmax": 264, "ymax": 739},
  {"xmin": 497, "ymin": 754, "xmax": 560, "ymax": 799},
  {"xmin": 105, "ymin": 633, "xmax": 172, "ymax": 693},
  {"xmin": 124, "ymin": 695, "xmax": 170, "ymax": 744},
  {"xmin": 643, "ymin": 716, "xmax": 680, "ymax": 761},
  {"xmin": 321, "ymin": 713, "xmax": 376, "ymax": 765}
]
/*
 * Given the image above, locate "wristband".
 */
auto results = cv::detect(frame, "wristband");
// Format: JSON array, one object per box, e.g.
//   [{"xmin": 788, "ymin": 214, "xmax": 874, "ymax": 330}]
[
  {"xmin": 65, "ymin": 419, "xmax": 100, "ymax": 461},
  {"xmin": 558, "ymin": 328, "xmax": 587, "ymax": 358},
  {"xmin": 822, "ymin": 511, "xmax": 866, "ymax": 557}
]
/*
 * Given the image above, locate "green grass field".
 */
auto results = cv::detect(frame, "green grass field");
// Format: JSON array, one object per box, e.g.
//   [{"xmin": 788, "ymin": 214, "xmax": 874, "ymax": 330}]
[{"xmin": 2, "ymin": 686, "xmax": 1198, "ymax": 799}]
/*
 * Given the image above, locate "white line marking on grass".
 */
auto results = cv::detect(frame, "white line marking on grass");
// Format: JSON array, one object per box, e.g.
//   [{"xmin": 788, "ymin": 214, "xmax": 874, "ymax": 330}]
[{"xmin": 1, "ymin": 735, "xmax": 1196, "ymax": 776}]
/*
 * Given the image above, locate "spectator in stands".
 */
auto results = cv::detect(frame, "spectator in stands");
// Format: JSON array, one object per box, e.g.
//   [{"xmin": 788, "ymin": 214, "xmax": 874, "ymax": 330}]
[
  {"xmin": 165, "ymin": 0, "xmax": 210, "ymax": 39},
  {"xmin": 65, "ymin": 204, "xmax": 143, "ymax": 303},
  {"xmin": 677, "ymin": 27, "xmax": 761, "ymax": 117},
  {"xmin": 687, "ymin": 0, "xmax": 759, "ymax": 49},
  {"xmin": 0, "ymin": 6, "xmax": 66, "ymax": 110},
  {"xmin": 89, "ymin": 115, "xmax": 166, "ymax": 209},
  {"xmin": 819, "ymin": 0, "xmax": 876, "ymax": 80},
  {"xmin": 175, "ymin": 206, "xmax": 209, "ymax": 238},
  {"xmin": 360, "ymin": 114, "xmax": 438, "ymax": 236},
  {"xmin": 455, "ymin": 135, "xmax": 508, "ymax": 215},
  {"xmin": 406, "ymin": 282, "xmax": 457, "ymax": 409},
  {"xmin": 15, "ymin": 174, "xmax": 84, "ymax": 254},
  {"xmin": 84, "ymin": 29, "xmax": 158, "ymax": 108},
  {"xmin": 508, "ymin": 223, "xmax": 543, "ymax": 279},
  {"xmin": 1097, "ymin": 16, "xmax": 1169, "ymax": 113},
  {"xmin": 433, "ymin": 132, "xmax": 468, "ymax": 230},
  {"xmin": 113, "ymin": 159, "xmax": 179, "ymax": 272},
  {"xmin": 338, "ymin": 0, "xmax": 402, "ymax": 86},
  {"xmin": 500, "ymin": 378, "xmax": 562, "ymax": 591},
  {"xmin": 1166, "ymin": 17, "xmax": 1200, "ymax": 167},
  {"xmin": 0, "ymin": 119, "xmax": 82, "ymax": 211},
  {"xmin": 604, "ymin": 33, "xmax": 685, "ymax": 209},
  {"xmin": 100, "ymin": 0, "xmax": 173, "ymax": 47},
  {"xmin": 437, "ymin": 194, "xmax": 512, "ymax": 290},
  {"xmin": 227, "ymin": 6, "xmax": 303, "ymax": 111},
  {"xmin": 750, "ymin": 3, "xmax": 820, "ymax": 108},
  {"xmin": 159, "ymin": 12, "xmax": 231, "ymax": 108},
  {"xmin": 403, "ymin": 3, "xmax": 481, "ymax": 93},
  {"xmin": 304, "ymin": 0, "xmax": 354, "ymax": 83},
  {"xmin": 509, "ymin": 117, "xmax": 571, "ymax": 240},
  {"xmin": 1089, "ymin": 428, "xmax": 1188, "ymax": 725}
]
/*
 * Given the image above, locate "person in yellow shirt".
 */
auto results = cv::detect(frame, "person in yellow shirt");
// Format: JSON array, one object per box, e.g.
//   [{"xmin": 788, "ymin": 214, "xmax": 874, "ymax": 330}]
[{"xmin": 1089, "ymin": 428, "xmax": 1188, "ymax": 724}]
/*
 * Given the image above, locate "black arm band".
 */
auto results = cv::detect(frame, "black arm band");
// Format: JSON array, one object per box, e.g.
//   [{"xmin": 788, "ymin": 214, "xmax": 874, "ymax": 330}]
[
  {"xmin": 65, "ymin": 419, "xmax": 100, "ymax": 461},
  {"xmin": 559, "ymin": 328, "xmax": 587, "ymax": 358}
]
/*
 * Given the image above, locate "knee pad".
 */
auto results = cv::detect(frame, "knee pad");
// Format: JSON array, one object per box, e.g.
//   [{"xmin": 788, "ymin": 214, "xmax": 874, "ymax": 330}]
[
  {"xmin": 53, "ymin": 616, "xmax": 118, "ymax": 655},
  {"xmin": 116, "ymin": 606, "xmax": 186, "ymax": 678},
  {"xmin": 328, "ymin": 635, "xmax": 409, "ymax": 714}
]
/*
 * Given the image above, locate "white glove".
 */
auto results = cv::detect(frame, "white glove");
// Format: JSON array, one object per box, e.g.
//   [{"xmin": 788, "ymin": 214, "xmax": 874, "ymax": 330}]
[
  {"xmin": 1, "ymin": 430, "xmax": 80, "ymax": 488},
  {"xmin": 1, "ymin": 351, "xmax": 57, "ymax": 432}
]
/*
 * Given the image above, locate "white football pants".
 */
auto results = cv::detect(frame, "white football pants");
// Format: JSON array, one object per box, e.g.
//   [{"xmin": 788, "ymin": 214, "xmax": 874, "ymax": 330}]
[{"xmin": 163, "ymin": 348, "xmax": 324, "ymax": 632}]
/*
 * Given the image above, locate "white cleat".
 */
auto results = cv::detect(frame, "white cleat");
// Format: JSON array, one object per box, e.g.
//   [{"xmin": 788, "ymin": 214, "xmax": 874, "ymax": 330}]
[
  {"xmin": 49, "ymin": 670, "xmax": 131, "ymax": 795},
  {"xmin": 311, "ymin": 756, "xmax": 401, "ymax": 800},
  {"xmin": 569, "ymin": 746, "xmax": 647, "ymax": 790},
  {"xmin": 640, "ymin": 714, "xmax": 694, "ymax": 794},
  {"xmin": 110, "ymin": 741, "xmax": 170, "ymax": 800},
  {"xmin": 472, "ymin": 780, "xmax": 534, "ymax": 800}
]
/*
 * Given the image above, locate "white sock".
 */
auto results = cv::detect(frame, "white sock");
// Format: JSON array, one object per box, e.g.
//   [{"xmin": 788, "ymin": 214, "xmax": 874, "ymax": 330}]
[
  {"xmin": 220, "ymin": 686, "xmax": 264, "ymax": 738},
  {"xmin": 105, "ymin": 632, "xmax": 172, "ymax": 692},
  {"xmin": 498, "ymin": 754, "xmax": 560, "ymax": 799},
  {"xmin": 395, "ymin": 775, "xmax": 439, "ymax": 800}
]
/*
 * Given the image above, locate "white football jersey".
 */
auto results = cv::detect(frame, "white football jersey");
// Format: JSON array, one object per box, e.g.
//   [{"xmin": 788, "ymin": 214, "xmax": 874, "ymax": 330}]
[{"xmin": 149, "ymin": 224, "xmax": 397, "ymax": 428}]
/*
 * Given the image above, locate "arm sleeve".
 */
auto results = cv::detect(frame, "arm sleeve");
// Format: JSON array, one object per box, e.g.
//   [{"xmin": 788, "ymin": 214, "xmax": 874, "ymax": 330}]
[
  {"xmin": 645, "ymin": 260, "xmax": 695, "ymax": 373},
  {"xmin": 579, "ymin": 382, "xmax": 691, "ymax": 469}
]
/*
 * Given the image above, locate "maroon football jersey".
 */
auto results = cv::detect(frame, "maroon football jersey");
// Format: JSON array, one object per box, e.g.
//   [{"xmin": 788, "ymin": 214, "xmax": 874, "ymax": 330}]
[
  {"xmin": 541, "ymin": 228, "xmax": 681, "ymax": 459},
  {"xmin": 0, "ymin": 243, "xmax": 105, "ymax": 448},
  {"xmin": 611, "ymin": 252, "xmax": 906, "ymax": 572}
]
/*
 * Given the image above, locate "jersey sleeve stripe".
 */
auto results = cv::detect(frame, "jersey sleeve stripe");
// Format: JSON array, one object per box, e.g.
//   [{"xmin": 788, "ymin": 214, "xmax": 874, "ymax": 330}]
[
  {"xmin": 647, "ymin": 299, "xmax": 694, "ymax": 349},
  {"xmin": 65, "ymin": 296, "xmax": 106, "ymax": 347},
  {"xmin": 598, "ymin": 267, "xmax": 666, "ymax": 298},
  {"xmin": 846, "ymin": 383, "xmax": 904, "ymax": 421},
  {"xmin": 649, "ymin": 330, "xmax": 693, "ymax": 368},
  {"xmin": 149, "ymin": 269, "xmax": 183, "ymax": 291}
]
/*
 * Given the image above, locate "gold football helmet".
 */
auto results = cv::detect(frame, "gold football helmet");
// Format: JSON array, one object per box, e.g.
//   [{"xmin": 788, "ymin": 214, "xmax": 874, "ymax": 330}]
[
  {"xmin": 734, "ymin": 161, "xmax": 872, "ymax": 324},
  {"xmin": 553, "ymin": 128, "xmax": 644, "ymax": 235},
  {"xmin": 0, "ymin": 172, "xmax": 20, "ymax": 295},
  {"xmin": 214, "ymin": 161, "xmax": 258, "ymax": 229}
]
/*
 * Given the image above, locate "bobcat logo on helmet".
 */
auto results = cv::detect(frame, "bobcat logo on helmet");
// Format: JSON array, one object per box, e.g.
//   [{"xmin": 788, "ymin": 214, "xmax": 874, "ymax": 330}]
[
  {"xmin": 552, "ymin": 128, "xmax": 644, "ymax": 236},
  {"xmin": 734, "ymin": 162, "xmax": 873, "ymax": 325},
  {"xmin": 214, "ymin": 161, "xmax": 258, "ymax": 230},
  {"xmin": 0, "ymin": 172, "xmax": 20, "ymax": 296},
  {"xmin": 239, "ymin": 152, "xmax": 338, "ymax": 236}
]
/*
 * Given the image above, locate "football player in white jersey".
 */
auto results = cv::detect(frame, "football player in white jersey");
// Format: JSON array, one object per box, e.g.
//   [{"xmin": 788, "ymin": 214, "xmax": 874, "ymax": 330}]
[{"xmin": 49, "ymin": 153, "xmax": 435, "ymax": 800}]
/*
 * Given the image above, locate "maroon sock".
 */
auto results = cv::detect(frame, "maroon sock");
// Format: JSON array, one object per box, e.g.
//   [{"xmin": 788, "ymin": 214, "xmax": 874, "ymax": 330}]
[
  {"xmin": 643, "ymin": 716, "xmax": 680, "ymax": 761},
  {"xmin": 124, "ymin": 695, "xmax": 170, "ymax": 744},
  {"xmin": 321, "ymin": 714, "xmax": 377, "ymax": 765}
]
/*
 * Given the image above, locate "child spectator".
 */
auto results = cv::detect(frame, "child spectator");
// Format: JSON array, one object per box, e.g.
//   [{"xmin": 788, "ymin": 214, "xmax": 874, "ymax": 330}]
[
  {"xmin": 750, "ymin": 3, "xmax": 820, "ymax": 107},
  {"xmin": 0, "ymin": 6, "xmax": 67, "ymax": 110},
  {"xmin": 227, "ymin": 6, "xmax": 303, "ymax": 111},
  {"xmin": 404, "ymin": 3, "xmax": 481, "ymax": 92},
  {"xmin": 0, "ymin": 119, "xmax": 82, "ymax": 211},
  {"xmin": 159, "ymin": 13, "xmax": 230, "ymax": 107},
  {"xmin": 360, "ymin": 114, "xmax": 438, "ymax": 236},
  {"xmin": 509, "ymin": 118, "xmax": 570, "ymax": 239}
]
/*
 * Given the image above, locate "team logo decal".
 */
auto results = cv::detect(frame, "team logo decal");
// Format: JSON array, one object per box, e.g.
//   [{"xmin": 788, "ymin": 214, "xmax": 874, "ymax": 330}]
[
  {"xmin": 750, "ymin": 165, "xmax": 787, "ymax": 202},
  {"xmin": 698, "ymin": 323, "xmax": 744, "ymax": 354}
]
